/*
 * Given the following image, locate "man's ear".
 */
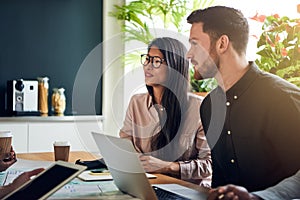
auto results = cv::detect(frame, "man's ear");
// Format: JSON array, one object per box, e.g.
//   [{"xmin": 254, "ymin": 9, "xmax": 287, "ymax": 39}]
[{"xmin": 216, "ymin": 35, "xmax": 230, "ymax": 54}]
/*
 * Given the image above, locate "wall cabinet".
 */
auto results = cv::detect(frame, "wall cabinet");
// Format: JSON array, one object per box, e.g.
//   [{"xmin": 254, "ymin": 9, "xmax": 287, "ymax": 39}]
[{"xmin": 0, "ymin": 116, "xmax": 104, "ymax": 153}]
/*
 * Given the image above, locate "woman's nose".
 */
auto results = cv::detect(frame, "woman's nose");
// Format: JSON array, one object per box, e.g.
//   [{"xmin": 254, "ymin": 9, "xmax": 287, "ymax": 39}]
[{"xmin": 144, "ymin": 62, "xmax": 152, "ymax": 70}]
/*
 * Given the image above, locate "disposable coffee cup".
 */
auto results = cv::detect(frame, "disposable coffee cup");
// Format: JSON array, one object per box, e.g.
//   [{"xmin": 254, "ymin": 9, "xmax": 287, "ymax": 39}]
[
  {"xmin": 0, "ymin": 131, "xmax": 12, "ymax": 156},
  {"xmin": 53, "ymin": 141, "xmax": 70, "ymax": 162}
]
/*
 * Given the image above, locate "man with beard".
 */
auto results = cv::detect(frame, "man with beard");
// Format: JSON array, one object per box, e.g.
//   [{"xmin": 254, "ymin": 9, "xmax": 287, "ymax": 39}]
[{"xmin": 186, "ymin": 5, "xmax": 300, "ymax": 193}]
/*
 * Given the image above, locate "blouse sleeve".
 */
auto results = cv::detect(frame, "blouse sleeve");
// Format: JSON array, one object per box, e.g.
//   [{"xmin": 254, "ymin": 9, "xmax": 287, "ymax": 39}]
[{"xmin": 178, "ymin": 124, "xmax": 212, "ymax": 187}]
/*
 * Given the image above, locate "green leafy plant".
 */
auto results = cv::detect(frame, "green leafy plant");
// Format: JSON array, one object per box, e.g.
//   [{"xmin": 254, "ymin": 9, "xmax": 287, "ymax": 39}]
[
  {"xmin": 189, "ymin": 67, "xmax": 217, "ymax": 92},
  {"xmin": 254, "ymin": 14, "xmax": 300, "ymax": 87},
  {"xmin": 110, "ymin": 0, "xmax": 216, "ymax": 92},
  {"xmin": 110, "ymin": 0, "xmax": 214, "ymax": 44},
  {"xmin": 110, "ymin": 0, "xmax": 188, "ymax": 44}
]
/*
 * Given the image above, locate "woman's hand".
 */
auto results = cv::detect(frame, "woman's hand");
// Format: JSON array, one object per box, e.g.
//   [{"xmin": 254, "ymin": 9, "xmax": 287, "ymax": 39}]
[
  {"xmin": 139, "ymin": 155, "xmax": 179, "ymax": 175},
  {"xmin": 0, "ymin": 146, "xmax": 17, "ymax": 172}
]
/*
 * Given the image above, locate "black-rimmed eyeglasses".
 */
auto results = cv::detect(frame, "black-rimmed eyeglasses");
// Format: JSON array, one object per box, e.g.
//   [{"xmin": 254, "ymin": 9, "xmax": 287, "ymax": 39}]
[{"xmin": 141, "ymin": 54, "xmax": 166, "ymax": 68}]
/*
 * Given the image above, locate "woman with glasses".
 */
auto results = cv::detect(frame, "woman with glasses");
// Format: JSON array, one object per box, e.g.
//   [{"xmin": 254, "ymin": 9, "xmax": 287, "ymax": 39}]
[{"xmin": 119, "ymin": 37, "xmax": 212, "ymax": 187}]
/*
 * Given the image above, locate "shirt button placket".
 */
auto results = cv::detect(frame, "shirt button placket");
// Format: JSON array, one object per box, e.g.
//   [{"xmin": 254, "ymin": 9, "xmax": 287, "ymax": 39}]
[{"xmin": 226, "ymin": 97, "xmax": 235, "ymax": 167}]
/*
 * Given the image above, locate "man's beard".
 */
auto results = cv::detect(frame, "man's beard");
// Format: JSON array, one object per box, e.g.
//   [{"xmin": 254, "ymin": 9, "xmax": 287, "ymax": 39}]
[{"xmin": 196, "ymin": 47, "xmax": 219, "ymax": 80}]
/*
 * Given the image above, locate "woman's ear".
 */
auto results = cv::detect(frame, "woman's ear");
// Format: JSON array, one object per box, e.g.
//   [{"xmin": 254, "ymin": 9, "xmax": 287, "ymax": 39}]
[{"xmin": 216, "ymin": 35, "xmax": 230, "ymax": 54}]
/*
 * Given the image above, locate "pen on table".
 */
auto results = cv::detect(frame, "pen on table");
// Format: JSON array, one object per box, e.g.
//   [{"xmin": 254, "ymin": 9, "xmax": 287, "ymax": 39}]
[
  {"xmin": 89, "ymin": 172, "xmax": 111, "ymax": 176},
  {"xmin": 89, "ymin": 169, "xmax": 110, "ymax": 176},
  {"xmin": 218, "ymin": 193, "xmax": 224, "ymax": 199}
]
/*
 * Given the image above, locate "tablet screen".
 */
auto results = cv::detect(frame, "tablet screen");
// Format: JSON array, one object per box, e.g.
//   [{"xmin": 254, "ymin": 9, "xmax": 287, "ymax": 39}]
[{"xmin": 4, "ymin": 164, "xmax": 80, "ymax": 200}]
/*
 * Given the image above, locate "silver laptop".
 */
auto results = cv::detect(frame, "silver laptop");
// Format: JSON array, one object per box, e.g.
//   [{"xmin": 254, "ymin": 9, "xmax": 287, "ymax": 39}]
[
  {"xmin": 3, "ymin": 161, "xmax": 87, "ymax": 200},
  {"xmin": 91, "ymin": 132, "xmax": 207, "ymax": 200}
]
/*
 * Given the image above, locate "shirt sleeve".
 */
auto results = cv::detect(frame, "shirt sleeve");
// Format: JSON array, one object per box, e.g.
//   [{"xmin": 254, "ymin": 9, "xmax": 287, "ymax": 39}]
[
  {"xmin": 178, "ymin": 125, "xmax": 212, "ymax": 187},
  {"xmin": 252, "ymin": 170, "xmax": 300, "ymax": 200},
  {"xmin": 266, "ymin": 86, "xmax": 300, "ymax": 176}
]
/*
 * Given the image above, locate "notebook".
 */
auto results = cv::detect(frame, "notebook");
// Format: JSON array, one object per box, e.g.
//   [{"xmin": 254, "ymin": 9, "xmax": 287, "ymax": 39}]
[
  {"xmin": 91, "ymin": 132, "xmax": 207, "ymax": 200},
  {"xmin": 3, "ymin": 160, "xmax": 87, "ymax": 200},
  {"xmin": 78, "ymin": 169, "xmax": 157, "ymax": 181}
]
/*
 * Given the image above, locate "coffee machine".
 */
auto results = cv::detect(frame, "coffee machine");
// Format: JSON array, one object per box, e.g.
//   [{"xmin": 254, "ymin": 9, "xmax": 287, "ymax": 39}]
[{"xmin": 6, "ymin": 79, "xmax": 39, "ymax": 116}]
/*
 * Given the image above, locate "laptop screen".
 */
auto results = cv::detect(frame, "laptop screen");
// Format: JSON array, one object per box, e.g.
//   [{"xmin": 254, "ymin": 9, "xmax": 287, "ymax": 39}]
[{"xmin": 3, "ymin": 161, "xmax": 86, "ymax": 200}]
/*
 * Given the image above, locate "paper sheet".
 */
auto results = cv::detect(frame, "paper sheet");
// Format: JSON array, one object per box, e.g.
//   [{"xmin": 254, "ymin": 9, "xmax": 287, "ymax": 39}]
[
  {"xmin": 1, "ymin": 159, "xmax": 139, "ymax": 199},
  {"xmin": 0, "ymin": 159, "xmax": 54, "ymax": 186}
]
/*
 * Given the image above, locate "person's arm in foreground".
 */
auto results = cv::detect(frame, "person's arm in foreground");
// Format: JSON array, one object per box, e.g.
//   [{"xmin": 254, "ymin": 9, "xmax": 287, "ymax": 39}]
[
  {"xmin": 208, "ymin": 170, "xmax": 300, "ymax": 200},
  {"xmin": 252, "ymin": 169, "xmax": 300, "ymax": 200},
  {"xmin": 0, "ymin": 168, "xmax": 44, "ymax": 198}
]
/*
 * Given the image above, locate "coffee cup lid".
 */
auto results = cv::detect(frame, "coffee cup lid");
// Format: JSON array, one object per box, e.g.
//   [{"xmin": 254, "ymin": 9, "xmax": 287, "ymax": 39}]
[
  {"xmin": 53, "ymin": 141, "xmax": 70, "ymax": 146},
  {"xmin": 0, "ymin": 131, "xmax": 12, "ymax": 137}
]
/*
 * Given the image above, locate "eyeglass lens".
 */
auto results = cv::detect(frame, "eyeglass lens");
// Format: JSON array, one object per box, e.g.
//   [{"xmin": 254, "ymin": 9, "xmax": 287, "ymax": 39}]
[{"xmin": 141, "ymin": 54, "xmax": 163, "ymax": 68}]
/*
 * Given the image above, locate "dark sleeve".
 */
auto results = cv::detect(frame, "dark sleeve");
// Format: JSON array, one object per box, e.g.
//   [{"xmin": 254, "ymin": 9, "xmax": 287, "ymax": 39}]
[{"xmin": 266, "ymin": 86, "xmax": 300, "ymax": 176}]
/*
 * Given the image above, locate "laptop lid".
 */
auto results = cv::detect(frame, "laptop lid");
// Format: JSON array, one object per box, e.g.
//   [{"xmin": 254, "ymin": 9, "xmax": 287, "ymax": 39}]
[
  {"xmin": 3, "ymin": 160, "xmax": 87, "ymax": 200},
  {"xmin": 91, "ymin": 132, "xmax": 207, "ymax": 200},
  {"xmin": 91, "ymin": 132, "xmax": 158, "ymax": 200}
]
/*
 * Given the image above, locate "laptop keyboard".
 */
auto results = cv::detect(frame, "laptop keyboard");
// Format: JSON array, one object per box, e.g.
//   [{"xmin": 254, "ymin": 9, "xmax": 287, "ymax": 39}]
[{"xmin": 152, "ymin": 186, "xmax": 190, "ymax": 200}]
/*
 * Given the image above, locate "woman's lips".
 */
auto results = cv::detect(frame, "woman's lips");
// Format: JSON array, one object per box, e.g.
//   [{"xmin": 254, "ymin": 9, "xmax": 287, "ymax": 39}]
[{"xmin": 145, "ymin": 72, "xmax": 153, "ymax": 77}]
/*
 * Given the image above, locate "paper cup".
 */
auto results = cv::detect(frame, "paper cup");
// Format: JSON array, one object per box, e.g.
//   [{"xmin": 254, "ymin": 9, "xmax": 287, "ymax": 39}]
[
  {"xmin": 0, "ymin": 131, "xmax": 12, "ymax": 155},
  {"xmin": 53, "ymin": 141, "xmax": 70, "ymax": 162}
]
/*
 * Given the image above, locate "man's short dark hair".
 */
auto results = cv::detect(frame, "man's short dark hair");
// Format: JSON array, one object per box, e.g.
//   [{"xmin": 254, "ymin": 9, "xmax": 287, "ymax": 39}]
[{"xmin": 187, "ymin": 6, "xmax": 249, "ymax": 55}]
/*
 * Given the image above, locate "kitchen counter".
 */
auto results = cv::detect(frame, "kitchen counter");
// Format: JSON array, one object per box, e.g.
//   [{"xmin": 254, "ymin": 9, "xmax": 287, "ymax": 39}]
[{"xmin": 0, "ymin": 115, "xmax": 104, "ymax": 153}]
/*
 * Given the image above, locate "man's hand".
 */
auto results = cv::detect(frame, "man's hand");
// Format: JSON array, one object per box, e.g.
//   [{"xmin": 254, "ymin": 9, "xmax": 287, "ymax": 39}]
[
  {"xmin": 139, "ymin": 155, "xmax": 179, "ymax": 175},
  {"xmin": 207, "ymin": 184, "xmax": 260, "ymax": 200}
]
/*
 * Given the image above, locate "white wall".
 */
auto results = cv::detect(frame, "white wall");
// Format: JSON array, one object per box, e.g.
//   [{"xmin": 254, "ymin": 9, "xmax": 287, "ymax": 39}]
[{"xmin": 102, "ymin": 0, "xmax": 125, "ymax": 136}]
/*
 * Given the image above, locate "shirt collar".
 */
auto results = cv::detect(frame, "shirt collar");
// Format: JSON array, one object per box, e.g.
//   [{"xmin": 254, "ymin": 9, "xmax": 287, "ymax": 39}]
[
  {"xmin": 146, "ymin": 93, "xmax": 153, "ymax": 109},
  {"xmin": 225, "ymin": 61, "xmax": 260, "ymax": 98}
]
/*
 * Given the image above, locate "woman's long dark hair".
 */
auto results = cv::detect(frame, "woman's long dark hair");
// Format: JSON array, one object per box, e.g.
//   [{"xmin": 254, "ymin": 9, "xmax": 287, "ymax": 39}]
[{"xmin": 146, "ymin": 37, "xmax": 189, "ymax": 158}]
